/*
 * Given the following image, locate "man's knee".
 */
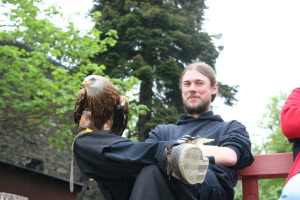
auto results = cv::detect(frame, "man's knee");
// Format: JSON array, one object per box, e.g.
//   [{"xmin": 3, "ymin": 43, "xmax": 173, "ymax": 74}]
[
  {"xmin": 139, "ymin": 165, "xmax": 163, "ymax": 177},
  {"xmin": 131, "ymin": 165, "xmax": 175, "ymax": 200}
]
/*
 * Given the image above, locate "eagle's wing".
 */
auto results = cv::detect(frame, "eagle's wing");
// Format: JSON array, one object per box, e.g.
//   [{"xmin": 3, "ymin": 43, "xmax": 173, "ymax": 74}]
[
  {"xmin": 112, "ymin": 95, "xmax": 130, "ymax": 135},
  {"xmin": 74, "ymin": 88, "xmax": 87, "ymax": 126}
]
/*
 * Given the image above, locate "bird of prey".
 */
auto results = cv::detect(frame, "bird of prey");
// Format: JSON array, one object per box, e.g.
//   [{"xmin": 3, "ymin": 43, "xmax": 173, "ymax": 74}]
[{"xmin": 74, "ymin": 75, "xmax": 130, "ymax": 135}]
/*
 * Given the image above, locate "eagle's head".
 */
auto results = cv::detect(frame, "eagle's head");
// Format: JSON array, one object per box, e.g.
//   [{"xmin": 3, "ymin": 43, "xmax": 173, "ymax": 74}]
[{"xmin": 82, "ymin": 75, "xmax": 105, "ymax": 93}]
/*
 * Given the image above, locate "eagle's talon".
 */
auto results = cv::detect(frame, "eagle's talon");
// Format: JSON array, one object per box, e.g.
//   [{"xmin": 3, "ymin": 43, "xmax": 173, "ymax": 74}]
[{"xmin": 78, "ymin": 127, "xmax": 93, "ymax": 135}]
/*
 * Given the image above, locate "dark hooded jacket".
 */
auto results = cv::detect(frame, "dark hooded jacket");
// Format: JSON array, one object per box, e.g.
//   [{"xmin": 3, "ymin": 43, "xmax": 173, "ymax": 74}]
[{"xmin": 146, "ymin": 111, "xmax": 254, "ymax": 199}]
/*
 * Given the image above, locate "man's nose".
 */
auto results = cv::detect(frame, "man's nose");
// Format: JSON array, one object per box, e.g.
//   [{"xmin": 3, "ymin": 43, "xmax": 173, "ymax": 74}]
[{"xmin": 189, "ymin": 83, "xmax": 196, "ymax": 91}]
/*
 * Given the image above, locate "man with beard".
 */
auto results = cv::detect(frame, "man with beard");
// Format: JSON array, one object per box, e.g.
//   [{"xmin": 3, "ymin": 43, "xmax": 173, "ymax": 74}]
[{"xmin": 73, "ymin": 62, "xmax": 254, "ymax": 200}]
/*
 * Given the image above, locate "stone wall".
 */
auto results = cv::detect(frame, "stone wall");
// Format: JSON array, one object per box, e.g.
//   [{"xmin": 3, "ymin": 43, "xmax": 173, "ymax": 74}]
[{"xmin": 0, "ymin": 125, "xmax": 104, "ymax": 200}]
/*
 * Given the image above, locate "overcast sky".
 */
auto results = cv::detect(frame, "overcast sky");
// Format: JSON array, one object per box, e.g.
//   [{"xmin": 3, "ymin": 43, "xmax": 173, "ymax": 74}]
[
  {"xmin": 46, "ymin": 0, "xmax": 300, "ymax": 145},
  {"xmin": 204, "ymin": 0, "xmax": 300, "ymax": 144}
]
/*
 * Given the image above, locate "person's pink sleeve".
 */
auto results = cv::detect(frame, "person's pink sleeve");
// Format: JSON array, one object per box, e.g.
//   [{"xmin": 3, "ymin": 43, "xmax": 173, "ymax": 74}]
[{"xmin": 280, "ymin": 88, "xmax": 300, "ymax": 139}]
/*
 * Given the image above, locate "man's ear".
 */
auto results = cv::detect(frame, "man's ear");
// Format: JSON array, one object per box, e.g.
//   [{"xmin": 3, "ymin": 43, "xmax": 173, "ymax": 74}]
[{"xmin": 212, "ymin": 83, "xmax": 218, "ymax": 94}]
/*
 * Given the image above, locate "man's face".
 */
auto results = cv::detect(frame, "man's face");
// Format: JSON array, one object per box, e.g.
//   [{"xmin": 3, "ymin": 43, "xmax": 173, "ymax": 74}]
[{"xmin": 181, "ymin": 69, "xmax": 218, "ymax": 117}]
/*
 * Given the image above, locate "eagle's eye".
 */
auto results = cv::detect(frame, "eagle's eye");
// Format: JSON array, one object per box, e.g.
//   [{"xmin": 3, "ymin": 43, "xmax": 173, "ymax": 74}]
[{"xmin": 90, "ymin": 78, "xmax": 96, "ymax": 82}]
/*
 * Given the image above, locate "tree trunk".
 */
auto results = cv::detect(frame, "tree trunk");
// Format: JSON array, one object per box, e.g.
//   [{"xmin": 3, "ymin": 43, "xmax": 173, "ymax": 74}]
[{"xmin": 137, "ymin": 78, "xmax": 153, "ymax": 141}]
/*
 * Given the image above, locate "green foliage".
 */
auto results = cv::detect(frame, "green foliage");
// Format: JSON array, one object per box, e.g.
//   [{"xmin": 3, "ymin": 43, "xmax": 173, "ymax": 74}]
[
  {"xmin": 249, "ymin": 92, "xmax": 292, "ymax": 199},
  {"xmin": 124, "ymin": 102, "xmax": 150, "ymax": 140},
  {"xmin": 254, "ymin": 92, "xmax": 292, "ymax": 154},
  {"xmin": 259, "ymin": 179, "xmax": 286, "ymax": 200},
  {"xmin": 0, "ymin": 0, "xmax": 138, "ymax": 150},
  {"xmin": 145, "ymin": 107, "xmax": 180, "ymax": 129},
  {"xmin": 218, "ymin": 83, "xmax": 239, "ymax": 106},
  {"xmin": 233, "ymin": 183, "xmax": 242, "ymax": 200}
]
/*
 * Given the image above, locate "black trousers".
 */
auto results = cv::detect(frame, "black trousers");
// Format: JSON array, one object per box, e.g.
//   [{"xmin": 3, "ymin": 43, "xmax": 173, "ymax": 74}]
[
  {"xmin": 130, "ymin": 165, "xmax": 225, "ymax": 200},
  {"xmin": 74, "ymin": 131, "xmax": 226, "ymax": 200}
]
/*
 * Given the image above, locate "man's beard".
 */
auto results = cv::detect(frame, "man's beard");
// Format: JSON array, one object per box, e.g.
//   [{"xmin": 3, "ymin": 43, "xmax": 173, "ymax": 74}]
[{"xmin": 183, "ymin": 100, "xmax": 210, "ymax": 116}]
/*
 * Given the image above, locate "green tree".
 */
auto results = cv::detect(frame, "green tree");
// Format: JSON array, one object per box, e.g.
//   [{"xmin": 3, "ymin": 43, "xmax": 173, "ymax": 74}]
[
  {"xmin": 255, "ymin": 92, "xmax": 291, "ymax": 154},
  {"xmin": 0, "ymin": 0, "xmax": 139, "ymax": 150},
  {"xmin": 91, "ymin": 0, "xmax": 238, "ymax": 141},
  {"xmin": 236, "ymin": 92, "xmax": 292, "ymax": 200},
  {"xmin": 256, "ymin": 92, "xmax": 291, "ymax": 200}
]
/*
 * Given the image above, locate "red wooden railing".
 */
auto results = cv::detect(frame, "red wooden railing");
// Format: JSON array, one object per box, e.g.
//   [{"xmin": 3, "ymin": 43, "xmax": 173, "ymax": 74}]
[{"xmin": 238, "ymin": 153, "xmax": 293, "ymax": 200}]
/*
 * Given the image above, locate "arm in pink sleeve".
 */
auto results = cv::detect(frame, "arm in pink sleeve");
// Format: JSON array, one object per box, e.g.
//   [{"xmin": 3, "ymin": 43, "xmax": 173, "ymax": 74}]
[{"xmin": 281, "ymin": 88, "xmax": 300, "ymax": 139}]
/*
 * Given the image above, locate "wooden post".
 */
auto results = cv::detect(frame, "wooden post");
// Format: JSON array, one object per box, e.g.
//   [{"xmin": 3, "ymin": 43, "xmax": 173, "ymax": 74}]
[
  {"xmin": 238, "ymin": 153, "xmax": 293, "ymax": 200},
  {"xmin": 242, "ymin": 179, "xmax": 259, "ymax": 200}
]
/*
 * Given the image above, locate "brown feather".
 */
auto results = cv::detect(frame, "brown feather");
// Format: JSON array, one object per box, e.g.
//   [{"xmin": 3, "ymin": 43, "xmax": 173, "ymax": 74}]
[
  {"xmin": 74, "ymin": 88, "xmax": 87, "ymax": 125},
  {"xmin": 78, "ymin": 111, "xmax": 97, "ymax": 131},
  {"xmin": 111, "ymin": 95, "xmax": 130, "ymax": 134},
  {"xmin": 74, "ymin": 75, "xmax": 130, "ymax": 135}
]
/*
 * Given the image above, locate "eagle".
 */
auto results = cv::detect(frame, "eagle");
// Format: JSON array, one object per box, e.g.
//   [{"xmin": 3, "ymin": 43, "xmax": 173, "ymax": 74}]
[{"xmin": 74, "ymin": 75, "xmax": 130, "ymax": 135}]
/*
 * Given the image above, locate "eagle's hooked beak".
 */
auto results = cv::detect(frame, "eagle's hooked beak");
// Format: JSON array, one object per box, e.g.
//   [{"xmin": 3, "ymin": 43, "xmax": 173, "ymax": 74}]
[{"xmin": 82, "ymin": 80, "xmax": 92, "ymax": 87}]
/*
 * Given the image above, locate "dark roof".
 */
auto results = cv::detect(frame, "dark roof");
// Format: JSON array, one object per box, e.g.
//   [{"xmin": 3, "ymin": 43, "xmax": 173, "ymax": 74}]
[{"xmin": 0, "ymin": 160, "xmax": 83, "ymax": 190}]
